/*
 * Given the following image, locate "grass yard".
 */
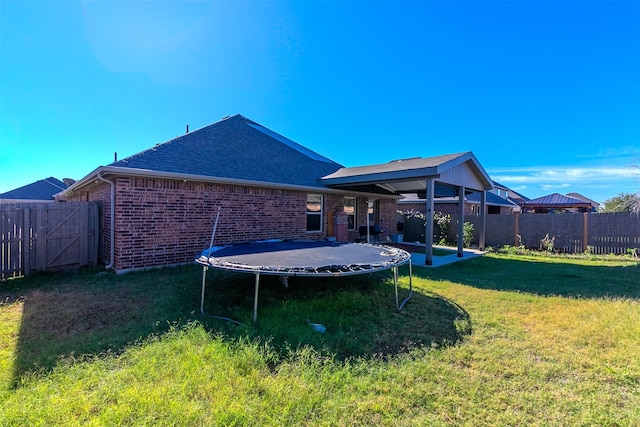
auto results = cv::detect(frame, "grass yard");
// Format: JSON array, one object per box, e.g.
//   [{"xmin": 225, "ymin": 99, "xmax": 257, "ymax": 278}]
[{"xmin": 0, "ymin": 253, "xmax": 639, "ymax": 425}]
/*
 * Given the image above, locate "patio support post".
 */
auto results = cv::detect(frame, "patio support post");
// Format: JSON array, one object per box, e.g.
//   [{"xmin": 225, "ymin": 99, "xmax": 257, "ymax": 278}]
[
  {"xmin": 457, "ymin": 186, "xmax": 465, "ymax": 257},
  {"xmin": 424, "ymin": 178, "xmax": 435, "ymax": 266},
  {"xmin": 479, "ymin": 190, "xmax": 487, "ymax": 251}
]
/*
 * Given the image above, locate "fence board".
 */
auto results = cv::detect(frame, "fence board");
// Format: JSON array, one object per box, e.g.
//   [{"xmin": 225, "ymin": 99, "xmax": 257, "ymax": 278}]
[
  {"xmin": 478, "ymin": 212, "xmax": 639, "ymax": 254},
  {"xmin": 588, "ymin": 213, "xmax": 640, "ymax": 255}
]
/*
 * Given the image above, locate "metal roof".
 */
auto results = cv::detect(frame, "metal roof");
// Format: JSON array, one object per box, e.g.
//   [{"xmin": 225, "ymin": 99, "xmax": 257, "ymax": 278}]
[{"xmin": 524, "ymin": 193, "xmax": 592, "ymax": 207}]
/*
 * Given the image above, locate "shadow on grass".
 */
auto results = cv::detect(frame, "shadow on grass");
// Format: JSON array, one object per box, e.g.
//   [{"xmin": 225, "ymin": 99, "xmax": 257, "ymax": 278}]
[
  {"xmin": 414, "ymin": 255, "xmax": 640, "ymax": 299},
  {"xmin": 204, "ymin": 268, "xmax": 471, "ymax": 361},
  {"xmin": 3, "ymin": 266, "xmax": 203, "ymax": 388},
  {"xmin": 3, "ymin": 264, "xmax": 470, "ymax": 387}
]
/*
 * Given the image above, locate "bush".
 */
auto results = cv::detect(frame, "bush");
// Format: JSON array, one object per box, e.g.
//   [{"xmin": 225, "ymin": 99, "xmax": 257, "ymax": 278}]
[
  {"xmin": 434, "ymin": 212, "xmax": 451, "ymax": 245},
  {"xmin": 463, "ymin": 222, "xmax": 474, "ymax": 248}
]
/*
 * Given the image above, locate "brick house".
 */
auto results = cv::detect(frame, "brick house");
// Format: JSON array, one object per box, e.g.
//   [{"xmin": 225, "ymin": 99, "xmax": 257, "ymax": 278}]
[{"xmin": 59, "ymin": 115, "xmax": 400, "ymax": 272}]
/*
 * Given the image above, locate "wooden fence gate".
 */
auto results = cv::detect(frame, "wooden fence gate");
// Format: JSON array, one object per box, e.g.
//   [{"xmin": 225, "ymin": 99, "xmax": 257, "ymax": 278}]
[{"xmin": 0, "ymin": 202, "xmax": 100, "ymax": 279}]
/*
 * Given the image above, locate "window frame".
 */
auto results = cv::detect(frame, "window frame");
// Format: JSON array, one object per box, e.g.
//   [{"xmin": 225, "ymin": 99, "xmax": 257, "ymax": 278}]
[
  {"xmin": 343, "ymin": 197, "xmax": 357, "ymax": 231},
  {"xmin": 306, "ymin": 193, "xmax": 323, "ymax": 233}
]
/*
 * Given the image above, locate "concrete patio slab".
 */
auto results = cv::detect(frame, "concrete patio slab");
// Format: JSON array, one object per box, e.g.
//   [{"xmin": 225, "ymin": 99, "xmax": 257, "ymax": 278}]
[{"xmin": 407, "ymin": 245, "xmax": 485, "ymax": 267}]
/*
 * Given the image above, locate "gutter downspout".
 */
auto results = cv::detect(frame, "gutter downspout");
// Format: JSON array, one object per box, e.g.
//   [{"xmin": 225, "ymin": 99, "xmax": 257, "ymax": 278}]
[{"xmin": 97, "ymin": 172, "xmax": 115, "ymax": 269}]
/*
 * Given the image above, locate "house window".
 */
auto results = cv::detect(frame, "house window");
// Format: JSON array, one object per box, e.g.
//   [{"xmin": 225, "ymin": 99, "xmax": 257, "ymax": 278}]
[
  {"xmin": 367, "ymin": 200, "xmax": 376, "ymax": 224},
  {"xmin": 344, "ymin": 197, "xmax": 356, "ymax": 230},
  {"xmin": 306, "ymin": 194, "xmax": 323, "ymax": 232}
]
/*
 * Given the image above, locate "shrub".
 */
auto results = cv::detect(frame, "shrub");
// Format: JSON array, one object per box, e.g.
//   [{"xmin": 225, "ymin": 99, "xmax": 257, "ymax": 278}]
[
  {"xmin": 463, "ymin": 222, "xmax": 474, "ymax": 248},
  {"xmin": 434, "ymin": 212, "xmax": 451, "ymax": 246}
]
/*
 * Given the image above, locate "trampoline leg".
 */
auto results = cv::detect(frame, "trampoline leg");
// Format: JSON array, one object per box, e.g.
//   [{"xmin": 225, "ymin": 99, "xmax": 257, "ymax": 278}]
[
  {"xmin": 396, "ymin": 261, "xmax": 413, "ymax": 312},
  {"xmin": 394, "ymin": 267, "xmax": 399, "ymax": 310},
  {"xmin": 199, "ymin": 265, "xmax": 247, "ymax": 328},
  {"xmin": 200, "ymin": 266, "xmax": 208, "ymax": 316},
  {"xmin": 253, "ymin": 273, "xmax": 260, "ymax": 323}
]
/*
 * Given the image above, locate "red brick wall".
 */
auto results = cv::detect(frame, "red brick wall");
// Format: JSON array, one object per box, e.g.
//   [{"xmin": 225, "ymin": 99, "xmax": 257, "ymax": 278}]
[
  {"xmin": 305, "ymin": 194, "xmax": 397, "ymax": 242},
  {"xmin": 112, "ymin": 178, "xmax": 314, "ymax": 271},
  {"xmin": 64, "ymin": 176, "xmax": 400, "ymax": 272}
]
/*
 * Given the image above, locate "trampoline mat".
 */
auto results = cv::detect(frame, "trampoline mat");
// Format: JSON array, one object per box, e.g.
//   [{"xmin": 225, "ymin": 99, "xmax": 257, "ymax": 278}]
[{"xmin": 196, "ymin": 240, "xmax": 410, "ymax": 276}]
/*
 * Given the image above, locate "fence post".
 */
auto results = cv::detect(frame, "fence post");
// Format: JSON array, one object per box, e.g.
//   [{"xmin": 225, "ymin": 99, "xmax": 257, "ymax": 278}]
[
  {"xmin": 514, "ymin": 212, "xmax": 520, "ymax": 246},
  {"xmin": 583, "ymin": 212, "xmax": 589, "ymax": 253}
]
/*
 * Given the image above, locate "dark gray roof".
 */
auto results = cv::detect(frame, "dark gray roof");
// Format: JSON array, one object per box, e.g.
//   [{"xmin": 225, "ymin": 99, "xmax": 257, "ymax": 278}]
[
  {"xmin": 492, "ymin": 181, "xmax": 530, "ymax": 202},
  {"xmin": 321, "ymin": 153, "xmax": 467, "ymax": 181},
  {"xmin": 321, "ymin": 151, "xmax": 494, "ymax": 194},
  {"xmin": 525, "ymin": 193, "xmax": 591, "ymax": 207},
  {"xmin": 111, "ymin": 115, "xmax": 342, "ymax": 189},
  {"xmin": 0, "ymin": 177, "xmax": 68, "ymax": 201}
]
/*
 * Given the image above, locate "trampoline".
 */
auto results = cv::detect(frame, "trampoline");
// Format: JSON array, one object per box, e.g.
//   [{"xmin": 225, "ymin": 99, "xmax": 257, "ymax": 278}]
[{"xmin": 195, "ymin": 240, "xmax": 413, "ymax": 324}]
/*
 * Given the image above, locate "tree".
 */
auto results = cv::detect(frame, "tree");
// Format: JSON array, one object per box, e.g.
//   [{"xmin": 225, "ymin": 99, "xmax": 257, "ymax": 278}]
[{"xmin": 601, "ymin": 193, "xmax": 640, "ymax": 213}]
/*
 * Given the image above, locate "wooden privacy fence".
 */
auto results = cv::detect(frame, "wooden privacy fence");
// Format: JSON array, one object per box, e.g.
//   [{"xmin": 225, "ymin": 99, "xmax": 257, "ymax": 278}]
[
  {"xmin": 459, "ymin": 212, "xmax": 640, "ymax": 255},
  {"xmin": 402, "ymin": 212, "xmax": 640, "ymax": 255},
  {"xmin": 1, "ymin": 202, "xmax": 100, "ymax": 279}
]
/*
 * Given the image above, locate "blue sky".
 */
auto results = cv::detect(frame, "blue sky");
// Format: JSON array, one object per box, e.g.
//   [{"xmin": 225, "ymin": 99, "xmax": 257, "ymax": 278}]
[{"xmin": 1, "ymin": 0, "xmax": 639, "ymax": 204}]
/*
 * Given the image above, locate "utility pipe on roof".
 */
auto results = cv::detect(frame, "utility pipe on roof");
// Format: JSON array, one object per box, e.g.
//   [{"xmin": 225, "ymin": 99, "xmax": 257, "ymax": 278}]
[{"xmin": 97, "ymin": 172, "xmax": 114, "ymax": 269}]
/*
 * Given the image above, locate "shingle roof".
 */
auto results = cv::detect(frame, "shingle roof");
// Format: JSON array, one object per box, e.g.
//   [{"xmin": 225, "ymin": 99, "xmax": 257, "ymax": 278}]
[
  {"xmin": 111, "ymin": 114, "xmax": 342, "ymax": 189},
  {"xmin": 321, "ymin": 153, "xmax": 467, "ymax": 180},
  {"xmin": 566, "ymin": 192, "xmax": 599, "ymax": 207},
  {"xmin": 0, "ymin": 177, "xmax": 68, "ymax": 201},
  {"xmin": 320, "ymin": 151, "xmax": 493, "ymax": 194},
  {"xmin": 492, "ymin": 181, "xmax": 530, "ymax": 202}
]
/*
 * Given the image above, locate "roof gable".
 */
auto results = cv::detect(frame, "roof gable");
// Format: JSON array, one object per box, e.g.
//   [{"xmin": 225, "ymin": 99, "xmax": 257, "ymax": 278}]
[
  {"xmin": 111, "ymin": 115, "xmax": 342, "ymax": 188},
  {"xmin": 320, "ymin": 151, "xmax": 493, "ymax": 194}
]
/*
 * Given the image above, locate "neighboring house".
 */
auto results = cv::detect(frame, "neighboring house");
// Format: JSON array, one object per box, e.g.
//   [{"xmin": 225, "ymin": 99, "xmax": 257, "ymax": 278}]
[
  {"xmin": 398, "ymin": 190, "xmax": 518, "ymax": 216},
  {"xmin": 566, "ymin": 192, "xmax": 600, "ymax": 212},
  {"xmin": 522, "ymin": 193, "xmax": 593, "ymax": 213},
  {"xmin": 59, "ymin": 115, "xmax": 494, "ymax": 271},
  {"xmin": 490, "ymin": 181, "xmax": 529, "ymax": 213},
  {"xmin": 0, "ymin": 177, "xmax": 72, "ymax": 203}
]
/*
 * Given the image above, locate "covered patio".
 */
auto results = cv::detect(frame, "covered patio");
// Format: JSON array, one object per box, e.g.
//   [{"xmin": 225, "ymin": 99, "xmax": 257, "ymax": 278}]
[{"xmin": 321, "ymin": 152, "xmax": 494, "ymax": 265}]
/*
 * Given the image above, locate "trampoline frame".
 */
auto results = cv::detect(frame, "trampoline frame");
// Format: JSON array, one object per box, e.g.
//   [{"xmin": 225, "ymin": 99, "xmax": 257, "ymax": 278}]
[
  {"xmin": 196, "ymin": 243, "xmax": 413, "ymax": 324},
  {"xmin": 194, "ymin": 208, "xmax": 412, "ymax": 325}
]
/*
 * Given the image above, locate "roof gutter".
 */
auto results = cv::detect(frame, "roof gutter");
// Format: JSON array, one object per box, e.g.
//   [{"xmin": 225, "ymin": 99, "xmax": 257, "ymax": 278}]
[{"xmin": 96, "ymin": 172, "xmax": 114, "ymax": 270}]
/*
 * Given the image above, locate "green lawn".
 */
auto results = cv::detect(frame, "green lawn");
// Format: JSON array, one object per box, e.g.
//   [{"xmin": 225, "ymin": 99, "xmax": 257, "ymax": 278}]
[{"xmin": 1, "ymin": 253, "xmax": 639, "ymax": 426}]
